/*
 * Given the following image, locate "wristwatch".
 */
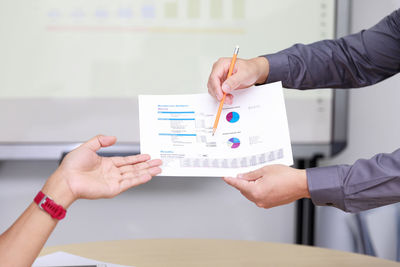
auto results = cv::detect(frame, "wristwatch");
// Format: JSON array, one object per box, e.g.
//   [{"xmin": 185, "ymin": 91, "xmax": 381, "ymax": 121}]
[{"xmin": 34, "ymin": 191, "xmax": 66, "ymax": 220}]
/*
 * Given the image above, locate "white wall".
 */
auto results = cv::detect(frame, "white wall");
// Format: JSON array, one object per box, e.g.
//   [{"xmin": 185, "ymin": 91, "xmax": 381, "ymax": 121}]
[{"xmin": 316, "ymin": 0, "xmax": 400, "ymax": 261}]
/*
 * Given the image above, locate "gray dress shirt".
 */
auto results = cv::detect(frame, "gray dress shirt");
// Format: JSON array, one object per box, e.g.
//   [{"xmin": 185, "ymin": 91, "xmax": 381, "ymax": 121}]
[{"xmin": 263, "ymin": 9, "xmax": 400, "ymax": 212}]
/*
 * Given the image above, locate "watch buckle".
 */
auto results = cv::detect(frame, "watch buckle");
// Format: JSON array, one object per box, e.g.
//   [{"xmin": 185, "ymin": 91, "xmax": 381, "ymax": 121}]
[{"xmin": 38, "ymin": 195, "xmax": 51, "ymax": 209}]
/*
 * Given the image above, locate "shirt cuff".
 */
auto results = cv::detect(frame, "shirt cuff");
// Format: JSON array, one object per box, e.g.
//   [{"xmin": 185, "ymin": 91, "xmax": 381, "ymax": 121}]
[
  {"xmin": 306, "ymin": 166, "xmax": 346, "ymax": 211},
  {"xmin": 261, "ymin": 53, "xmax": 290, "ymax": 84}
]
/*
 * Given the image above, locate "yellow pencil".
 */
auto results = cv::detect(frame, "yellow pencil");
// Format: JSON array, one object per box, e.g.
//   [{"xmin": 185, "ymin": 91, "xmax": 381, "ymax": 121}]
[{"xmin": 212, "ymin": 45, "xmax": 239, "ymax": 136}]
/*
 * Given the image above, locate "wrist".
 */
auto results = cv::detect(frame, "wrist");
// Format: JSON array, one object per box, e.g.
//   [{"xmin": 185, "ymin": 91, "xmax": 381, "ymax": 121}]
[
  {"xmin": 253, "ymin": 57, "xmax": 269, "ymax": 84},
  {"xmin": 41, "ymin": 170, "xmax": 76, "ymax": 209},
  {"xmin": 298, "ymin": 169, "xmax": 311, "ymax": 199}
]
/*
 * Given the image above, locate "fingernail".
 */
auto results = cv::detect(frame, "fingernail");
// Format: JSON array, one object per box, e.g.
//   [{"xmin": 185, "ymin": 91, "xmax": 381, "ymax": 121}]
[
  {"xmin": 237, "ymin": 174, "xmax": 243, "ymax": 179},
  {"xmin": 222, "ymin": 83, "xmax": 231, "ymax": 93}
]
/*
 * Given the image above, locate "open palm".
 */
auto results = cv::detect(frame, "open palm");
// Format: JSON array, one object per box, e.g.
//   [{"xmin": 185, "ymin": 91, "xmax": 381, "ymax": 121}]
[{"xmin": 58, "ymin": 135, "xmax": 162, "ymax": 200}]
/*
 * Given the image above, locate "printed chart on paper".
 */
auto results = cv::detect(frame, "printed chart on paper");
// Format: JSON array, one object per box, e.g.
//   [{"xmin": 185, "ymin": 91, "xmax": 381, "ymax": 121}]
[{"xmin": 139, "ymin": 82, "xmax": 293, "ymax": 177}]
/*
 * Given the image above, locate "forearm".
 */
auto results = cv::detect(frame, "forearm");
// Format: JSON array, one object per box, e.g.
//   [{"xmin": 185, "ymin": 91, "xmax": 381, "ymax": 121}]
[
  {"xmin": 307, "ymin": 148, "xmax": 400, "ymax": 213},
  {"xmin": 0, "ymin": 203, "xmax": 58, "ymax": 266},
  {"xmin": 0, "ymin": 135, "xmax": 160, "ymax": 266},
  {"xmin": 0, "ymin": 171, "xmax": 75, "ymax": 266},
  {"xmin": 263, "ymin": 9, "xmax": 400, "ymax": 89}
]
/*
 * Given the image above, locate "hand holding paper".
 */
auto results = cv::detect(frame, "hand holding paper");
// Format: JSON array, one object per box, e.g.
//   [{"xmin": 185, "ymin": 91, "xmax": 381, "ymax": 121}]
[{"xmin": 223, "ymin": 165, "xmax": 309, "ymax": 209}]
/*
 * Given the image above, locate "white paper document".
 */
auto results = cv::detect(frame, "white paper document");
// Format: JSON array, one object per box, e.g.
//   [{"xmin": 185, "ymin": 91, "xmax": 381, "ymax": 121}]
[
  {"xmin": 139, "ymin": 82, "xmax": 293, "ymax": 177},
  {"xmin": 33, "ymin": 251, "xmax": 133, "ymax": 267}
]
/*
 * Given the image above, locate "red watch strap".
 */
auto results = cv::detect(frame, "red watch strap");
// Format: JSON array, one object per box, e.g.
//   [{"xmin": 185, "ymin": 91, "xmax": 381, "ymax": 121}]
[{"xmin": 34, "ymin": 191, "xmax": 66, "ymax": 220}]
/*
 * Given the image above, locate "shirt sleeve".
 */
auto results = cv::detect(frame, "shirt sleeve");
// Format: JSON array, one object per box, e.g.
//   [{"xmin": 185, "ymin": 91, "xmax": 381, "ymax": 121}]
[
  {"xmin": 307, "ymin": 149, "xmax": 400, "ymax": 213},
  {"xmin": 263, "ymin": 9, "xmax": 400, "ymax": 89}
]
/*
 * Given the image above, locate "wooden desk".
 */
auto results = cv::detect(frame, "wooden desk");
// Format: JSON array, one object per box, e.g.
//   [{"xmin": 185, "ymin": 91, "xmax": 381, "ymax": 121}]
[{"xmin": 40, "ymin": 239, "xmax": 399, "ymax": 267}]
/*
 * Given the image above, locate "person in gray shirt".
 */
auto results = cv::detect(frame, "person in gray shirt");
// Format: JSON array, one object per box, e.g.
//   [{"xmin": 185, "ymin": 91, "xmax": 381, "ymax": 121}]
[{"xmin": 207, "ymin": 9, "xmax": 400, "ymax": 213}]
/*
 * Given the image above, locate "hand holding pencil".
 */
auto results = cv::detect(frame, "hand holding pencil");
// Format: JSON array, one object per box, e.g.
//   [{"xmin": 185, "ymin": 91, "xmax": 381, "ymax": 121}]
[
  {"xmin": 207, "ymin": 54, "xmax": 270, "ymax": 106},
  {"xmin": 212, "ymin": 45, "xmax": 240, "ymax": 135}
]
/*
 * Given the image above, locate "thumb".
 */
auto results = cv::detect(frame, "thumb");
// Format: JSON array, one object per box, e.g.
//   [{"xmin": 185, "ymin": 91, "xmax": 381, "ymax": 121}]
[
  {"xmin": 223, "ymin": 177, "xmax": 252, "ymax": 195},
  {"xmin": 221, "ymin": 71, "xmax": 246, "ymax": 94},
  {"xmin": 80, "ymin": 135, "xmax": 117, "ymax": 152},
  {"xmin": 237, "ymin": 168, "xmax": 264, "ymax": 181}
]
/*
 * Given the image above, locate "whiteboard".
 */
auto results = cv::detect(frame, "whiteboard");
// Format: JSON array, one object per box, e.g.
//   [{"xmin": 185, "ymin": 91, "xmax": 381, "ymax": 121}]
[{"xmin": 0, "ymin": 0, "xmax": 347, "ymax": 159}]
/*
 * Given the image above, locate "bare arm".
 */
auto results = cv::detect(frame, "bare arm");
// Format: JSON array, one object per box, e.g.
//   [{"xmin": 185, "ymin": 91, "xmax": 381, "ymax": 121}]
[{"xmin": 0, "ymin": 135, "xmax": 162, "ymax": 266}]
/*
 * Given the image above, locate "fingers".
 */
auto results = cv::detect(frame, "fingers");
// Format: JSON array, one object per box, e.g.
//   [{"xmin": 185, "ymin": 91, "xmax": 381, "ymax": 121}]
[
  {"xmin": 122, "ymin": 165, "xmax": 162, "ymax": 179},
  {"xmin": 223, "ymin": 177, "xmax": 253, "ymax": 196},
  {"xmin": 237, "ymin": 167, "xmax": 264, "ymax": 181},
  {"xmin": 208, "ymin": 73, "xmax": 223, "ymax": 101},
  {"xmin": 224, "ymin": 176, "xmax": 268, "ymax": 208},
  {"xmin": 112, "ymin": 154, "xmax": 153, "ymax": 167},
  {"xmin": 208, "ymin": 57, "xmax": 260, "ymax": 106},
  {"xmin": 119, "ymin": 159, "xmax": 162, "ymax": 174},
  {"xmin": 113, "ymin": 155, "xmax": 162, "ymax": 193},
  {"xmin": 207, "ymin": 58, "xmax": 232, "ymax": 101},
  {"xmin": 221, "ymin": 74, "xmax": 239, "ymax": 94},
  {"xmin": 118, "ymin": 166, "xmax": 162, "ymax": 192},
  {"xmin": 119, "ymin": 158, "xmax": 162, "ymax": 184},
  {"xmin": 121, "ymin": 174, "xmax": 152, "ymax": 187},
  {"xmin": 98, "ymin": 135, "xmax": 117, "ymax": 147},
  {"xmin": 118, "ymin": 174, "xmax": 152, "ymax": 193},
  {"xmin": 121, "ymin": 166, "xmax": 162, "ymax": 180},
  {"xmin": 80, "ymin": 135, "xmax": 117, "ymax": 152},
  {"xmin": 224, "ymin": 93, "xmax": 234, "ymax": 105}
]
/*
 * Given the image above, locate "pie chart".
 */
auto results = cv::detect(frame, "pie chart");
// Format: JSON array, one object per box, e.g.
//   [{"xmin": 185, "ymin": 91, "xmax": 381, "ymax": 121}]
[
  {"xmin": 226, "ymin": 111, "xmax": 240, "ymax": 123},
  {"xmin": 227, "ymin": 137, "xmax": 241, "ymax": 149}
]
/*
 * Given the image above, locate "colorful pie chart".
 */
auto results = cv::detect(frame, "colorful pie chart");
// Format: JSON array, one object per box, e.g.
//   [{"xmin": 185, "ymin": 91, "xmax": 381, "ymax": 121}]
[
  {"xmin": 226, "ymin": 111, "xmax": 240, "ymax": 123},
  {"xmin": 227, "ymin": 137, "xmax": 241, "ymax": 149}
]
